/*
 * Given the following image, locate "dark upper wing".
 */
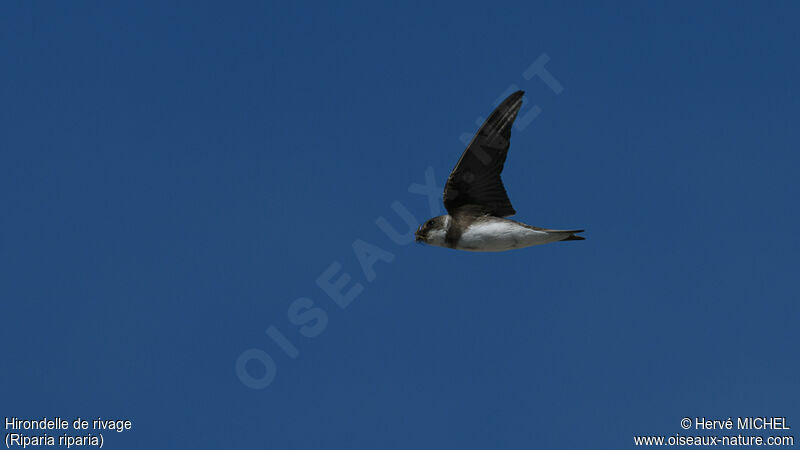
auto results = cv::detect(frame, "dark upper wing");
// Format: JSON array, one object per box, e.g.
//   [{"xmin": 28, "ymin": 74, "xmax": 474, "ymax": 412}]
[{"xmin": 443, "ymin": 90, "xmax": 524, "ymax": 217}]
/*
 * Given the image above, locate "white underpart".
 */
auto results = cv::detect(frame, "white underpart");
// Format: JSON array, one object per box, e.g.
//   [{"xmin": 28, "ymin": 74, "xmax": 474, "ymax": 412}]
[
  {"xmin": 456, "ymin": 220, "xmax": 565, "ymax": 252},
  {"xmin": 425, "ymin": 227, "xmax": 448, "ymax": 247}
]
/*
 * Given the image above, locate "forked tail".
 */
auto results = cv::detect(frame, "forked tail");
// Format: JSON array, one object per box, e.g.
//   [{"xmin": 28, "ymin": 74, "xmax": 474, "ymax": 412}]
[{"xmin": 558, "ymin": 229, "xmax": 585, "ymax": 242}]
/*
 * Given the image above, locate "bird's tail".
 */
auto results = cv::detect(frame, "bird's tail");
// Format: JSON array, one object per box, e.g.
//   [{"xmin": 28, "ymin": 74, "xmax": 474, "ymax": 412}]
[{"xmin": 557, "ymin": 229, "xmax": 585, "ymax": 241}]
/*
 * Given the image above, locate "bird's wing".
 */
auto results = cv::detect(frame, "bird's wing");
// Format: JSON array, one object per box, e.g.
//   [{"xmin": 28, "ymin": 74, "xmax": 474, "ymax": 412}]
[{"xmin": 443, "ymin": 90, "xmax": 524, "ymax": 217}]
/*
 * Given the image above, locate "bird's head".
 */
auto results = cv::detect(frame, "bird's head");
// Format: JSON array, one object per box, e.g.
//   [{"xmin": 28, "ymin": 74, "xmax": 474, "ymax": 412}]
[{"xmin": 415, "ymin": 215, "xmax": 448, "ymax": 246}]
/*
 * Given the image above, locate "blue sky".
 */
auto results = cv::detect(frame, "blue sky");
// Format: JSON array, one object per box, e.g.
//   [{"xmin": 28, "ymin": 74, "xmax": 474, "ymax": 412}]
[{"xmin": 2, "ymin": 1, "xmax": 799, "ymax": 448}]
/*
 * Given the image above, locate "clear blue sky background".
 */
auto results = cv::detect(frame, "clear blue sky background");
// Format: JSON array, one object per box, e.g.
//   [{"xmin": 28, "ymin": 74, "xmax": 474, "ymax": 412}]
[{"xmin": 2, "ymin": 2, "xmax": 799, "ymax": 449}]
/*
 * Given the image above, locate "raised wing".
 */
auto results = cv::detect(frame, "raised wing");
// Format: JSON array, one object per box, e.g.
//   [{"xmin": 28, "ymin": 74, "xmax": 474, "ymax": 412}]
[{"xmin": 443, "ymin": 90, "xmax": 524, "ymax": 217}]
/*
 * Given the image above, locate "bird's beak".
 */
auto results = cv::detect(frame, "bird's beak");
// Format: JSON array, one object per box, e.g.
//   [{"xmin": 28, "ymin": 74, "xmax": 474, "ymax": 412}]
[{"xmin": 414, "ymin": 225, "xmax": 423, "ymax": 243}]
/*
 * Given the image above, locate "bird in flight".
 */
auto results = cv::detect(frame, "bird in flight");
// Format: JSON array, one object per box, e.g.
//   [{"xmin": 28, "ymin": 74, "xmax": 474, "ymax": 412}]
[{"xmin": 415, "ymin": 90, "xmax": 584, "ymax": 252}]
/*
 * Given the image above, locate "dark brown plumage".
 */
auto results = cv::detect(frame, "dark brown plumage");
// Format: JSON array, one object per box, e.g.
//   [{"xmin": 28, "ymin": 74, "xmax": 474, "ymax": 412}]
[
  {"xmin": 414, "ymin": 90, "xmax": 584, "ymax": 252},
  {"xmin": 442, "ymin": 90, "xmax": 523, "ymax": 218}
]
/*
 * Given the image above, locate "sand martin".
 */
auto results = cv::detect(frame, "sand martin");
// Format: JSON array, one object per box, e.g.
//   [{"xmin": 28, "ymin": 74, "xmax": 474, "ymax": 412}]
[{"xmin": 415, "ymin": 90, "xmax": 584, "ymax": 252}]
